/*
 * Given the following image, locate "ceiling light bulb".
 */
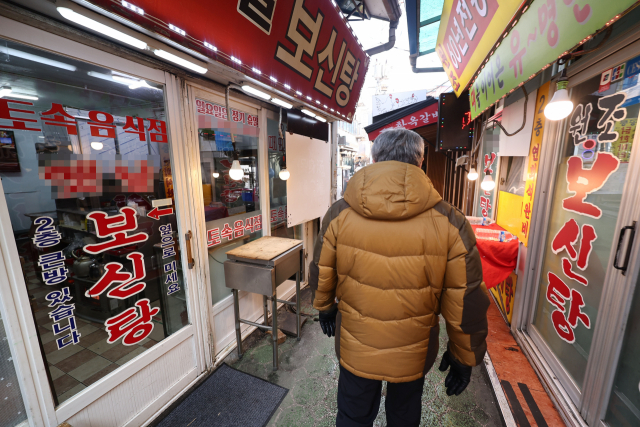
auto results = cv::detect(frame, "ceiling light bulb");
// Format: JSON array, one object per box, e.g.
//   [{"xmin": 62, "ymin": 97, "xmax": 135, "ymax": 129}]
[
  {"xmin": 242, "ymin": 85, "xmax": 271, "ymax": 100},
  {"xmin": 153, "ymin": 49, "xmax": 207, "ymax": 74},
  {"xmin": 480, "ymin": 175, "xmax": 495, "ymax": 191},
  {"xmin": 467, "ymin": 167, "xmax": 478, "ymax": 181},
  {"xmin": 91, "ymin": 141, "xmax": 104, "ymax": 150},
  {"xmin": 0, "ymin": 86, "xmax": 12, "ymax": 97},
  {"xmin": 301, "ymin": 109, "xmax": 316, "ymax": 118},
  {"xmin": 544, "ymin": 88, "xmax": 573, "ymax": 121},
  {"xmin": 229, "ymin": 160, "xmax": 244, "ymax": 180},
  {"xmin": 279, "ymin": 168, "xmax": 290, "ymax": 180},
  {"xmin": 57, "ymin": 7, "xmax": 148, "ymax": 50},
  {"xmin": 213, "ymin": 171, "xmax": 219, "ymax": 178},
  {"xmin": 271, "ymin": 98, "xmax": 293, "ymax": 109}
]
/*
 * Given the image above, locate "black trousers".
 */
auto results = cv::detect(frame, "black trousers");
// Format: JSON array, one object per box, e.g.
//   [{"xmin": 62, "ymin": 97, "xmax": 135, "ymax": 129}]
[{"xmin": 336, "ymin": 365, "xmax": 425, "ymax": 427}]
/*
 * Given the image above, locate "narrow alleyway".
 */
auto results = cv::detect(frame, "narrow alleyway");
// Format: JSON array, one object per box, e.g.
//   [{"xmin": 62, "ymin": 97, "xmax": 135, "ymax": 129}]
[{"xmin": 224, "ymin": 288, "xmax": 503, "ymax": 427}]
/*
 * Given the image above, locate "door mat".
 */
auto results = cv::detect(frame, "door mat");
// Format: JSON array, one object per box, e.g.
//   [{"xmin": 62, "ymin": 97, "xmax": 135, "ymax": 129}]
[{"xmin": 156, "ymin": 364, "xmax": 288, "ymax": 427}]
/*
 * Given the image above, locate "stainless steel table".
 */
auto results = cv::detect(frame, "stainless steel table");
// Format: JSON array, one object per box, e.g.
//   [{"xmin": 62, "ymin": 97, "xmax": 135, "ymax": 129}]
[{"xmin": 223, "ymin": 238, "xmax": 303, "ymax": 370}]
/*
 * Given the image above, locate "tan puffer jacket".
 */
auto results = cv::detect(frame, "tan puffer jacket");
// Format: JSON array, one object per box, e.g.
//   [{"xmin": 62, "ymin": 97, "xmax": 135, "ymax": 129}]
[{"xmin": 310, "ymin": 161, "xmax": 489, "ymax": 383}]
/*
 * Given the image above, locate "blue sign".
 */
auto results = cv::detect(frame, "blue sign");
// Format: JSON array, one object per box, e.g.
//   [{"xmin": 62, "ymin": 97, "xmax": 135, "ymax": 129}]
[
  {"xmin": 624, "ymin": 55, "xmax": 640, "ymax": 79},
  {"xmin": 214, "ymin": 131, "xmax": 233, "ymax": 151}
]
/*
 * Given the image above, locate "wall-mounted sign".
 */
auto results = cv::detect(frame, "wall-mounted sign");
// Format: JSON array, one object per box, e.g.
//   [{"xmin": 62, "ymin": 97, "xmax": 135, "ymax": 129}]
[
  {"xmin": 88, "ymin": 0, "xmax": 368, "ymax": 121},
  {"xmin": 366, "ymin": 102, "xmax": 439, "ymax": 141},
  {"xmin": 490, "ymin": 272, "xmax": 517, "ymax": 324},
  {"xmin": 436, "ymin": 0, "xmax": 524, "ymax": 97},
  {"xmin": 469, "ymin": 0, "xmax": 638, "ymax": 119},
  {"xmin": 372, "ymin": 90, "xmax": 427, "ymax": 117},
  {"xmin": 436, "ymin": 90, "xmax": 474, "ymax": 152}
]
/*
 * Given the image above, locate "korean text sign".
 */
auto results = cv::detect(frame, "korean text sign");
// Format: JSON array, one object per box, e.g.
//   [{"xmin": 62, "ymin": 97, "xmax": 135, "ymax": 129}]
[
  {"xmin": 436, "ymin": 0, "xmax": 523, "ymax": 97},
  {"xmin": 89, "ymin": 0, "xmax": 368, "ymax": 121},
  {"xmin": 469, "ymin": 0, "xmax": 637, "ymax": 119},
  {"xmin": 366, "ymin": 103, "xmax": 439, "ymax": 141}
]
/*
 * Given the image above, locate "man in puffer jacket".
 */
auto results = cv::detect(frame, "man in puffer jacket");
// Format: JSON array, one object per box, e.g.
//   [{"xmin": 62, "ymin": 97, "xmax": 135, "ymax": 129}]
[{"xmin": 308, "ymin": 128, "xmax": 489, "ymax": 427}]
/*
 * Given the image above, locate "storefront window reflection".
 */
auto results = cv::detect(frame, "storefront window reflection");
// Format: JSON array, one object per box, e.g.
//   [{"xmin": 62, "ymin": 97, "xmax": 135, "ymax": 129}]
[{"xmin": 0, "ymin": 39, "xmax": 189, "ymax": 405}]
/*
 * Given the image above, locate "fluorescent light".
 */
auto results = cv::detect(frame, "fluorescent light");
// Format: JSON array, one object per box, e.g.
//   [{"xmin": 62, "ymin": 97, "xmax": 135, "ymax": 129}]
[
  {"xmin": 153, "ymin": 49, "xmax": 207, "ymax": 74},
  {"xmin": 284, "ymin": 84, "xmax": 290, "ymax": 89},
  {"xmin": 241, "ymin": 85, "xmax": 271, "ymax": 100},
  {"xmin": 91, "ymin": 141, "xmax": 104, "ymax": 150},
  {"xmin": 270, "ymin": 76, "xmax": 277, "ymax": 82},
  {"xmin": 204, "ymin": 42, "xmax": 217, "ymax": 51},
  {"xmin": 316, "ymin": 116, "xmax": 326, "ymax": 123},
  {"xmin": 0, "ymin": 86, "xmax": 11, "ymax": 97},
  {"xmin": 112, "ymin": 75, "xmax": 139, "ymax": 85},
  {"xmin": 168, "ymin": 24, "xmax": 186, "ymax": 36},
  {"xmin": 315, "ymin": 100, "xmax": 321, "ymax": 104},
  {"xmin": 122, "ymin": 1, "xmax": 144, "ymax": 15},
  {"xmin": 5, "ymin": 47, "xmax": 77, "ymax": 72},
  {"xmin": 323, "ymin": 104, "xmax": 328, "ymax": 108},
  {"xmin": 271, "ymin": 98, "xmax": 292, "ymax": 109},
  {"xmin": 301, "ymin": 109, "xmax": 316, "ymax": 118},
  {"xmin": 252, "ymin": 67, "xmax": 262, "ymax": 75},
  {"xmin": 231, "ymin": 56, "xmax": 242, "ymax": 65},
  {"xmin": 57, "ymin": 8, "xmax": 148, "ymax": 50},
  {"xmin": 296, "ymin": 91, "xmax": 302, "ymax": 96},
  {"xmin": 330, "ymin": 108, "xmax": 334, "ymax": 112},
  {"xmin": 8, "ymin": 93, "xmax": 38, "ymax": 101}
]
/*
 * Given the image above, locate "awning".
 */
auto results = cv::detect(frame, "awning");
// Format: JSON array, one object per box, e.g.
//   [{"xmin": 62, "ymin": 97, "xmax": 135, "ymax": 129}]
[
  {"xmin": 406, "ymin": 0, "xmax": 445, "ymax": 57},
  {"xmin": 364, "ymin": 98, "xmax": 438, "ymax": 140}
]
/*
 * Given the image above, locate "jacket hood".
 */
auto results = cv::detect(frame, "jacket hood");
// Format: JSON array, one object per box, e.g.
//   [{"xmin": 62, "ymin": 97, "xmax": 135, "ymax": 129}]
[{"xmin": 344, "ymin": 161, "xmax": 442, "ymax": 220}]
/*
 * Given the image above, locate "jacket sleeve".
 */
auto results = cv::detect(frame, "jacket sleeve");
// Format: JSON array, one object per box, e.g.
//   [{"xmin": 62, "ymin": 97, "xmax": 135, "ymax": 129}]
[
  {"xmin": 313, "ymin": 216, "xmax": 340, "ymax": 312},
  {"xmin": 440, "ymin": 214, "xmax": 490, "ymax": 367}
]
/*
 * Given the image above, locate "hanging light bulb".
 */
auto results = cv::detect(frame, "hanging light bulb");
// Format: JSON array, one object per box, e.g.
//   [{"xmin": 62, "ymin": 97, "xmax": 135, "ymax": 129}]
[
  {"xmin": 481, "ymin": 175, "xmax": 495, "ymax": 191},
  {"xmin": 229, "ymin": 159, "xmax": 244, "ymax": 180},
  {"xmin": 467, "ymin": 167, "xmax": 478, "ymax": 181},
  {"xmin": 213, "ymin": 171, "xmax": 219, "ymax": 178},
  {"xmin": 544, "ymin": 69, "xmax": 573, "ymax": 121},
  {"xmin": 279, "ymin": 168, "xmax": 290, "ymax": 180}
]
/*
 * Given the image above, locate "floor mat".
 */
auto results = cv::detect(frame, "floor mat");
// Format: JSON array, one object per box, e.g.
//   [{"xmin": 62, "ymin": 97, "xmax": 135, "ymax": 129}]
[{"xmin": 157, "ymin": 363, "xmax": 288, "ymax": 427}]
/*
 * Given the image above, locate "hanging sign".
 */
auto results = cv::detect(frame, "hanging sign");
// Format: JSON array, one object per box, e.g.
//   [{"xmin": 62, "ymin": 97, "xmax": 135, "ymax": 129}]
[
  {"xmin": 366, "ymin": 102, "xmax": 439, "ymax": 141},
  {"xmin": 518, "ymin": 81, "xmax": 549, "ymax": 245},
  {"xmin": 87, "ymin": 0, "xmax": 368, "ymax": 121},
  {"xmin": 436, "ymin": 0, "xmax": 524, "ymax": 97},
  {"xmin": 469, "ymin": 0, "xmax": 638, "ymax": 119},
  {"xmin": 372, "ymin": 90, "xmax": 427, "ymax": 117}
]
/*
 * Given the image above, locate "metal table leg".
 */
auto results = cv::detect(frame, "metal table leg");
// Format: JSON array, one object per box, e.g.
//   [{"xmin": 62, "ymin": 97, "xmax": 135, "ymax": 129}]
[
  {"xmin": 263, "ymin": 295, "xmax": 269, "ymax": 326},
  {"xmin": 296, "ymin": 270, "xmax": 301, "ymax": 341},
  {"xmin": 272, "ymin": 293, "xmax": 279, "ymax": 371},
  {"xmin": 233, "ymin": 289, "xmax": 243, "ymax": 359}
]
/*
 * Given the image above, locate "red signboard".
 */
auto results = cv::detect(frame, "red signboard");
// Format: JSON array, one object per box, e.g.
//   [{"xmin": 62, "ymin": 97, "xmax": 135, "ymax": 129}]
[
  {"xmin": 87, "ymin": 0, "xmax": 368, "ymax": 121},
  {"xmin": 366, "ymin": 103, "xmax": 439, "ymax": 141}
]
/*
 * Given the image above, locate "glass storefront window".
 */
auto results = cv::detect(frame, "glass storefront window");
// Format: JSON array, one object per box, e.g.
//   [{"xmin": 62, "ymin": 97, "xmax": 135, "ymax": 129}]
[
  {"xmin": 532, "ymin": 73, "xmax": 639, "ymax": 390},
  {"xmin": 195, "ymin": 99, "xmax": 263, "ymax": 304},
  {"xmin": 0, "ymin": 307, "xmax": 28, "ymax": 427},
  {"xmin": 0, "ymin": 39, "xmax": 189, "ymax": 404}
]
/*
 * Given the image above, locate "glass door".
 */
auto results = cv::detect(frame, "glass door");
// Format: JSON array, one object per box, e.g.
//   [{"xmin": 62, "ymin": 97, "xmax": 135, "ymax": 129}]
[{"xmin": 529, "ymin": 70, "xmax": 640, "ymax": 406}]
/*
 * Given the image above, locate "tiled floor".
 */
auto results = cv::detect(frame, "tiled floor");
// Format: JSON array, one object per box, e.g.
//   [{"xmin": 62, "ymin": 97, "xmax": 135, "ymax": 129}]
[{"xmin": 22, "ymin": 258, "xmax": 162, "ymax": 404}]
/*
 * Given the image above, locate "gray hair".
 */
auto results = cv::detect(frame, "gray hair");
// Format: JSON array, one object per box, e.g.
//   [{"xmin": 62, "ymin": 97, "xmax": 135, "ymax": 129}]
[{"xmin": 371, "ymin": 128, "xmax": 424, "ymax": 167}]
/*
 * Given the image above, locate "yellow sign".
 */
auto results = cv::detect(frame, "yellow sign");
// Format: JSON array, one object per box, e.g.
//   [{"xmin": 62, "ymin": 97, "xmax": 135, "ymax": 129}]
[
  {"xmin": 490, "ymin": 272, "xmax": 517, "ymax": 324},
  {"xmin": 436, "ymin": 0, "xmax": 523, "ymax": 97},
  {"xmin": 517, "ymin": 82, "xmax": 549, "ymax": 246},
  {"xmin": 496, "ymin": 191, "xmax": 523, "ymax": 237},
  {"xmin": 612, "ymin": 118, "xmax": 637, "ymax": 163}
]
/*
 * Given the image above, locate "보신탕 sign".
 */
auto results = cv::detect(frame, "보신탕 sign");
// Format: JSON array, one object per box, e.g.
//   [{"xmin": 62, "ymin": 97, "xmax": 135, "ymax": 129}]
[
  {"xmin": 469, "ymin": 0, "xmax": 638, "ymax": 119},
  {"xmin": 87, "ymin": 0, "xmax": 368, "ymax": 121},
  {"xmin": 436, "ymin": 0, "xmax": 525, "ymax": 97}
]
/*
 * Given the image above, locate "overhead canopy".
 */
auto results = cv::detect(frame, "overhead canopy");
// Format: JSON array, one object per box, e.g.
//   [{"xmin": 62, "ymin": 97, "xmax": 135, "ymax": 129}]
[
  {"xmin": 337, "ymin": 0, "xmax": 402, "ymax": 21},
  {"xmin": 406, "ymin": 0, "xmax": 445, "ymax": 57},
  {"xmin": 364, "ymin": 98, "xmax": 438, "ymax": 140}
]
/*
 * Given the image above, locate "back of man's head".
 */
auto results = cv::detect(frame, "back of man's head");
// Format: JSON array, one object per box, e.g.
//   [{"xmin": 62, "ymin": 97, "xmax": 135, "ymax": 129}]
[{"xmin": 371, "ymin": 128, "xmax": 424, "ymax": 168}]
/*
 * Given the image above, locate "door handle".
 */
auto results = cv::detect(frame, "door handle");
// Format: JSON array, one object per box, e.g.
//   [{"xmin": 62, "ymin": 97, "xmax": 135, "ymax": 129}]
[
  {"xmin": 185, "ymin": 231, "xmax": 195, "ymax": 269},
  {"xmin": 613, "ymin": 221, "xmax": 636, "ymax": 275}
]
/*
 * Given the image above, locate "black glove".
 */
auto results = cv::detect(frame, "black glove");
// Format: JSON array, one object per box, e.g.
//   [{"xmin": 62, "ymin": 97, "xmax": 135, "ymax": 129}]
[
  {"xmin": 318, "ymin": 304, "xmax": 338, "ymax": 337},
  {"xmin": 438, "ymin": 350, "xmax": 472, "ymax": 396}
]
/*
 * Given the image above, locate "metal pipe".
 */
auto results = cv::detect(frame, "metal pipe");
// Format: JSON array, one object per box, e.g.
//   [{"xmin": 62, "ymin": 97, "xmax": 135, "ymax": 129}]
[
  {"xmin": 410, "ymin": 55, "xmax": 444, "ymax": 73},
  {"xmin": 239, "ymin": 318, "xmax": 272, "ymax": 330},
  {"xmin": 366, "ymin": 20, "xmax": 399, "ymax": 56}
]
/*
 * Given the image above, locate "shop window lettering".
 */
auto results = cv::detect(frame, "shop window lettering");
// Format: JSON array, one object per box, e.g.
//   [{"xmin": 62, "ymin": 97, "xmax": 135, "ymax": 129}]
[
  {"xmin": 86, "ymin": 252, "xmax": 147, "ymax": 300},
  {"xmin": 84, "ymin": 207, "xmax": 149, "ymax": 254},
  {"xmin": 207, "ymin": 215, "xmax": 263, "ymax": 247},
  {"xmin": 483, "ymin": 152, "xmax": 496, "ymax": 174},
  {"xmin": 597, "ymin": 93, "xmax": 627, "ymax": 143},
  {"xmin": 49, "ymin": 303, "xmax": 81, "ymax": 349},
  {"xmin": 105, "ymin": 299, "xmax": 160, "ymax": 346},
  {"xmin": 569, "ymin": 103, "xmax": 593, "ymax": 145},
  {"xmin": 159, "ymin": 224, "xmax": 180, "ymax": 295},
  {"xmin": 563, "ymin": 152, "xmax": 620, "ymax": 218},
  {"xmin": 546, "ymin": 272, "xmax": 590, "ymax": 343},
  {"xmin": 0, "ymin": 99, "xmax": 40, "ymax": 131},
  {"xmin": 480, "ymin": 196, "xmax": 492, "ymax": 217},
  {"xmin": 41, "ymin": 103, "xmax": 78, "ymax": 135}
]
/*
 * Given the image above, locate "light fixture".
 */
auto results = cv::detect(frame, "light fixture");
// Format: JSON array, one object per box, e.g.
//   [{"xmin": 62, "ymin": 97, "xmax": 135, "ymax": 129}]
[
  {"xmin": 296, "ymin": 91, "xmax": 302, "ymax": 96},
  {"xmin": 301, "ymin": 109, "xmax": 316, "ymax": 118},
  {"xmin": 271, "ymin": 98, "xmax": 292, "ymax": 109},
  {"xmin": 90, "ymin": 141, "xmax": 104, "ymax": 150},
  {"xmin": 279, "ymin": 168, "xmax": 290, "ymax": 180},
  {"xmin": 213, "ymin": 171, "xmax": 219, "ymax": 178},
  {"xmin": 270, "ymin": 76, "xmax": 277, "ymax": 82},
  {"xmin": 122, "ymin": 1, "xmax": 144, "ymax": 15},
  {"xmin": 231, "ymin": 56, "xmax": 242, "ymax": 65},
  {"xmin": 544, "ymin": 69, "xmax": 573, "ymax": 121},
  {"xmin": 204, "ymin": 42, "xmax": 217, "ymax": 51},
  {"xmin": 252, "ymin": 67, "xmax": 261, "ymax": 75},
  {"xmin": 316, "ymin": 116, "xmax": 327, "ymax": 123},
  {"xmin": 229, "ymin": 159, "xmax": 244, "ymax": 180},
  {"xmin": 481, "ymin": 175, "xmax": 495, "ymax": 191},
  {"xmin": 8, "ymin": 93, "xmax": 38, "ymax": 101},
  {"xmin": 168, "ymin": 24, "xmax": 186, "ymax": 36},
  {"xmin": 241, "ymin": 85, "xmax": 271, "ymax": 100},
  {"xmin": 284, "ymin": 84, "xmax": 290, "ymax": 89},
  {"xmin": 0, "ymin": 86, "xmax": 12, "ymax": 97},
  {"xmin": 5, "ymin": 47, "xmax": 77, "ymax": 71},
  {"xmin": 153, "ymin": 49, "xmax": 207, "ymax": 74},
  {"xmin": 57, "ymin": 7, "xmax": 148, "ymax": 50},
  {"xmin": 467, "ymin": 167, "xmax": 479, "ymax": 181}
]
